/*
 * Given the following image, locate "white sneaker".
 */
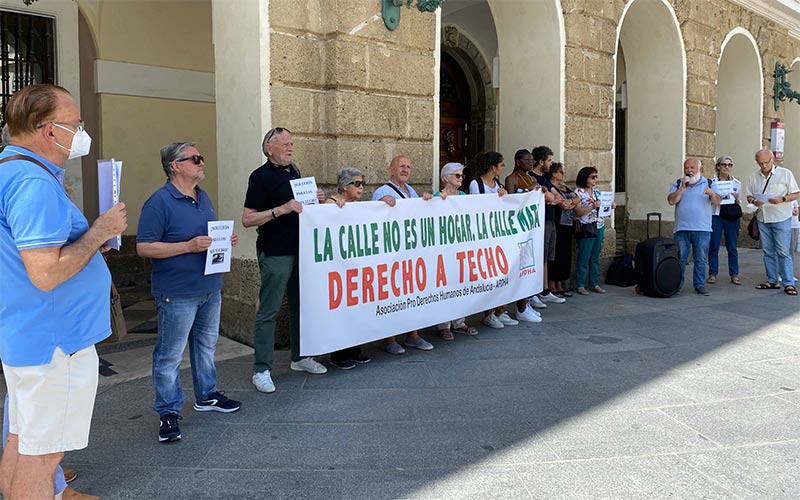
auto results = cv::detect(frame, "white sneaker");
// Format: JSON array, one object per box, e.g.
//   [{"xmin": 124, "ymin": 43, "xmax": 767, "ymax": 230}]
[
  {"xmin": 290, "ymin": 357, "xmax": 328, "ymax": 374},
  {"xmin": 515, "ymin": 304, "xmax": 543, "ymax": 323},
  {"xmin": 482, "ymin": 313, "xmax": 505, "ymax": 329},
  {"xmin": 539, "ymin": 292, "xmax": 566, "ymax": 304},
  {"xmin": 497, "ymin": 312, "xmax": 519, "ymax": 326},
  {"xmin": 252, "ymin": 370, "xmax": 276, "ymax": 393},
  {"xmin": 529, "ymin": 295, "xmax": 547, "ymax": 309}
]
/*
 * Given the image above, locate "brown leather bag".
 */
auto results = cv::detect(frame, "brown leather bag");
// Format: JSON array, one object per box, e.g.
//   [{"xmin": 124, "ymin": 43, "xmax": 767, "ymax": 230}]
[
  {"xmin": 109, "ymin": 281, "xmax": 128, "ymax": 342},
  {"xmin": 747, "ymin": 213, "xmax": 760, "ymax": 241}
]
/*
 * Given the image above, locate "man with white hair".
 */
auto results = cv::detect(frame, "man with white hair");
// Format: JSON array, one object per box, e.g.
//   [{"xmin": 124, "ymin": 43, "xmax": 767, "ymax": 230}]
[
  {"xmin": 667, "ymin": 158, "xmax": 721, "ymax": 295},
  {"xmin": 243, "ymin": 127, "xmax": 328, "ymax": 394},
  {"xmin": 745, "ymin": 149, "xmax": 799, "ymax": 296}
]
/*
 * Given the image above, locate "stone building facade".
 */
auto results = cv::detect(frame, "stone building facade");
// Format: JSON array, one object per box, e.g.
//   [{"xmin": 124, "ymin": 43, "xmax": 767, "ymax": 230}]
[{"xmin": 1, "ymin": 0, "xmax": 799, "ymax": 345}]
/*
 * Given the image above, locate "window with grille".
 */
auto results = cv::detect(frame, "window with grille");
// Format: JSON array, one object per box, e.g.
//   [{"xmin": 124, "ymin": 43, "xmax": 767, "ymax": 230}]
[{"xmin": 0, "ymin": 10, "xmax": 55, "ymax": 124}]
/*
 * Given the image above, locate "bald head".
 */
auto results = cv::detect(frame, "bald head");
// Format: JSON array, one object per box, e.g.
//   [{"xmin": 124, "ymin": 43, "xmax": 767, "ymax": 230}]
[
  {"xmin": 389, "ymin": 155, "xmax": 412, "ymax": 185},
  {"xmin": 755, "ymin": 149, "xmax": 774, "ymax": 175}
]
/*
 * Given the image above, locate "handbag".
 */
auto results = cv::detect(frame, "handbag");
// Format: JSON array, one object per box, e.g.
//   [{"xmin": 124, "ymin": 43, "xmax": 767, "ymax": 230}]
[
  {"xmin": 747, "ymin": 174, "xmax": 772, "ymax": 241},
  {"xmin": 573, "ymin": 218, "xmax": 598, "ymax": 239},
  {"xmin": 109, "ymin": 281, "xmax": 128, "ymax": 342},
  {"xmin": 719, "ymin": 203, "xmax": 742, "ymax": 220},
  {"xmin": 747, "ymin": 213, "xmax": 760, "ymax": 241}
]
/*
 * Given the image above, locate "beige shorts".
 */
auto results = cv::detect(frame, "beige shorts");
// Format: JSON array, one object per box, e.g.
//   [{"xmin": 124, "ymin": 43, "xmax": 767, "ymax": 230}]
[{"xmin": 3, "ymin": 345, "xmax": 99, "ymax": 455}]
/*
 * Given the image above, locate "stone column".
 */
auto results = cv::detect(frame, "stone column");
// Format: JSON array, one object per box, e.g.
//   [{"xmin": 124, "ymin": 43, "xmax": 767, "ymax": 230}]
[{"xmin": 216, "ymin": 0, "xmax": 437, "ymax": 345}]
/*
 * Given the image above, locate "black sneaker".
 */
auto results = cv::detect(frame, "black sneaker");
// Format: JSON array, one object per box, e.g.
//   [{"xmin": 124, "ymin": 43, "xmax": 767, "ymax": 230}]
[
  {"xmin": 193, "ymin": 391, "xmax": 242, "ymax": 413},
  {"xmin": 356, "ymin": 354, "xmax": 371, "ymax": 364},
  {"xmin": 158, "ymin": 413, "xmax": 182, "ymax": 443},
  {"xmin": 695, "ymin": 287, "xmax": 710, "ymax": 296},
  {"xmin": 331, "ymin": 359, "xmax": 357, "ymax": 370}
]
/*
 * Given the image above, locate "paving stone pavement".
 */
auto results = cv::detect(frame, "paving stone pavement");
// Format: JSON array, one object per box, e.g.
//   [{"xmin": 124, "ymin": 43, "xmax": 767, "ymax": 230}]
[{"xmin": 3, "ymin": 248, "xmax": 800, "ymax": 499}]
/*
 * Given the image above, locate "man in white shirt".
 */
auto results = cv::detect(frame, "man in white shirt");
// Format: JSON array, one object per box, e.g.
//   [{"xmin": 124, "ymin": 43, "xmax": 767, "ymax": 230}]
[{"xmin": 745, "ymin": 149, "xmax": 799, "ymax": 295}]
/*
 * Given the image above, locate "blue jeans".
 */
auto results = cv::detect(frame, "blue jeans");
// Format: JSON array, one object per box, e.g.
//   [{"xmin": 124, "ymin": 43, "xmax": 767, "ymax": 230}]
[
  {"xmin": 757, "ymin": 217, "xmax": 795, "ymax": 286},
  {"xmin": 575, "ymin": 226, "xmax": 605, "ymax": 288},
  {"xmin": 153, "ymin": 291, "xmax": 221, "ymax": 416},
  {"xmin": 674, "ymin": 230, "xmax": 711, "ymax": 290},
  {"xmin": 708, "ymin": 215, "xmax": 740, "ymax": 277},
  {"xmin": 2, "ymin": 394, "xmax": 68, "ymax": 494}
]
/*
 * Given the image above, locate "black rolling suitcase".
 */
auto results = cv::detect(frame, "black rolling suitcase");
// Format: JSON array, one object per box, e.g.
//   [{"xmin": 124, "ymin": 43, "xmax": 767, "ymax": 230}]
[{"xmin": 635, "ymin": 212, "xmax": 681, "ymax": 297}]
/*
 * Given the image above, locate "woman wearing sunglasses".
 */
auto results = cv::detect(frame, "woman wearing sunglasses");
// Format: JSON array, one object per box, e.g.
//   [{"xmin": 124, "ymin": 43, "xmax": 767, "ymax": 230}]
[
  {"xmin": 325, "ymin": 167, "xmax": 373, "ymax": 369},
  {"xmin": 433, "ymin": 162, "xmax": 479, "ymax": 339},
  {"xmin": 708, "ymin": 156, "xmax": 742, "ymax": 285},
  {"xmin": 573, "ymin": 166, "xmax": 613, "ymax": 295}
]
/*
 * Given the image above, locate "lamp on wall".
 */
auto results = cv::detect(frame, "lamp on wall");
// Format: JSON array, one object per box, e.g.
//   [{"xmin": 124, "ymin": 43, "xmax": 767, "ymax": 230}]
[
  {"xmin": 774, "ymin": 62, "xmax": 800, "ymax": 111},
  {"xmin": 382, "ymin": 0, "xmax": 445, "ymax": 31}
]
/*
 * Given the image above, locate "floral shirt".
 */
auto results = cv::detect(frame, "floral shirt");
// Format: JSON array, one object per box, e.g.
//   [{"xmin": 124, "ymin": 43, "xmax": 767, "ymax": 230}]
[{"xmin": 575, "ymin": 187, "xmax": 605, "ymax": 229}]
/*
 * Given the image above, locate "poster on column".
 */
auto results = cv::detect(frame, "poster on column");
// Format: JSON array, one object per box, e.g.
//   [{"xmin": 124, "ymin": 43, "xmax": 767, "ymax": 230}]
[{"xmin": 298, "ymin": 190, "xmax": 545, "ymax": 356}]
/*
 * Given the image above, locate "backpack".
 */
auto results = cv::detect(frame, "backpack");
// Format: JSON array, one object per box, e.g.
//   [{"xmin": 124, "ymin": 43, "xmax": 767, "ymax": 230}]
[
  {"xmin": 605, "ymin": 254, "xmax": 638, "ymax": 287},
  {"xmin": 476, "ymin": 176, "xmax": 501, "ymax": 194}
]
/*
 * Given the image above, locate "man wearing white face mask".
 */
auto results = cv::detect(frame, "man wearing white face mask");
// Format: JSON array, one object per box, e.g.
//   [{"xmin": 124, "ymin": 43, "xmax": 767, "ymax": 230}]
[
  {"xmin": 0, "ymin": 84, "xmax": 127, "ymax": 499},
  {"xmin": 667, "ymin": 158, "xmax": 721, "ymax": 295}
]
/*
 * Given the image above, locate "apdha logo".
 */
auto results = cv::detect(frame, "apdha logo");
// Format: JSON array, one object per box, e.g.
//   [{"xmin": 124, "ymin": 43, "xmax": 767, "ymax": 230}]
[{"xmin": 518, "ymin": 238, "xmax": 536, "ymax": 277}]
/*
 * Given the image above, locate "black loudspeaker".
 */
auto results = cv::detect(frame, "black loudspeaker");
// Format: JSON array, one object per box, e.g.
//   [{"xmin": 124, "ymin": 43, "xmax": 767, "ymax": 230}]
[{"xmin": 635, "ymin": 212, "xmax": 681, "ymax": 297}]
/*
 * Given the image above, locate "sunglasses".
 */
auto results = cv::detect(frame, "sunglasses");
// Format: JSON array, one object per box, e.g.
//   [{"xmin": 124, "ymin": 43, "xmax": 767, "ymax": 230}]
[
  {"xmin": 451, "ymin": 173, "xmax": 464, "ymax": 179},
  {"xmin": 348, "ymin": 180, "xmax": 365, "ymax": 187},
  {"xmin": 589, "ymin": 175, "xmax": 598, "ymax": 179},
  {"xmin": 719, "ymin": 163, "xmax": 733, "ymax": 167},
  {"xmin": 176, "ymin": 155, "xmax": 204, "ymax": 165},
  {"xmin": 264, "ymin": 126, "xmax": 292, "ymax": 143}
]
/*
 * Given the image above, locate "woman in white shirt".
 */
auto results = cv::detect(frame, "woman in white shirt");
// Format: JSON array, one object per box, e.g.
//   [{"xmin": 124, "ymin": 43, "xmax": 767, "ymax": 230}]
[{"xmin": 708, "ymin": 156, "xmax": 742, "ymax": 285}]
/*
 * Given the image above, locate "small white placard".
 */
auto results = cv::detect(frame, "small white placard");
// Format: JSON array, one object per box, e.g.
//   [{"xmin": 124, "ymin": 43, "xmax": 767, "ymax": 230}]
[
  {"xmin": 204, "ymin": 220, "xmax": 234, "ymax": 275},
  {"xmin": 290, "ymin": 177, "xmax": 319, "ymax": 205},
  {"xmin": 598, "ymin": 191, "xmax": 614, "ymax": 218},
  {"xmin": 714, "ymin": 180, "xmax": 735, "ymax": 205},
  {"xmin": 97, "ymin": 159, "xmax": 123, "ymax": 250}
]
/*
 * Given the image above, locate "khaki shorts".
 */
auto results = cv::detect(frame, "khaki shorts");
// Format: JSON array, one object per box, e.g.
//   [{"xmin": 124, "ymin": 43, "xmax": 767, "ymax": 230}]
[{"xmin": 3, "ymin": 345, "xmax": 99, "ymax": 456}]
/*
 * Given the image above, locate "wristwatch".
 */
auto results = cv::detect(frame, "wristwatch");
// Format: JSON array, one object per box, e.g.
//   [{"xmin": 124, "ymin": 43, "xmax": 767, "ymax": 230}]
[{"xmin": 782, "ymin": 196, "xmax": 786, "ymax": 203}]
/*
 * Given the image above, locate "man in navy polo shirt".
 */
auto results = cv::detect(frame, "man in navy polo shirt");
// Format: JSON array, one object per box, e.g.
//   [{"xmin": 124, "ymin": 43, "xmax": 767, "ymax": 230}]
[
  {"xmin": 137, "ymin": 142, "xmax": 242, "ymax": 443},
  {"xmin": 243, "ymin": 127, "xmax": 328, "ymax": 394},
  {"xmin": 668, "ymin": 158, "xmax": 722, "ymax": 295},
  {"xmin": 0, "ymin": 84, "xmax": 127, "ymax": 498}
]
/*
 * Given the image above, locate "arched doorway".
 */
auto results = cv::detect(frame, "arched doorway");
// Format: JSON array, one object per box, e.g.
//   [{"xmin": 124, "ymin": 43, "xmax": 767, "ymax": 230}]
[
  {"xmin": 439, "ymin": 51, "xmax": 471, "ymax": 187},
  {"xmin": 489, "ymin": 0, "xmax": 563, "ymax": 159},
  {"xmin": 615, "ymin": 0, "xmax": 685, "ymax": 246},
  {"xmin": 784, "ymin": 59, "xmax": 800, "ymax": 180},
  {"xmin": 716, "ymin": 29, "xmax": 762, "ymax": 172}
]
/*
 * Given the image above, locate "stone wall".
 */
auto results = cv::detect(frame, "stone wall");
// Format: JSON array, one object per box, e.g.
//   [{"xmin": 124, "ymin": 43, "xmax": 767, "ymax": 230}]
[
  {"xmin": 221, "ymin": 0, "xmax": 438, "ymax": 346},
  {"xmin": 562, "ymin": 0, "xmax": 800, "ymax": 256}
]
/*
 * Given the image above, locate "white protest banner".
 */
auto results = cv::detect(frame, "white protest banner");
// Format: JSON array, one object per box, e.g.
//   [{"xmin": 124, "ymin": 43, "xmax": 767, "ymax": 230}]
[
  {"xmin": 298, "ymin": 190, "xmax": 545, "ymax": 356},
  {"xmin": 290, "ymin": 177, "xmax": 319, "ymax": 205},
  {"xmin": 97, "ymin": 159, "xmax": 123, "ymax": 250},
  {"xmin": 204, "ymin": 220, "xmax": 234, "ymax": 275}
]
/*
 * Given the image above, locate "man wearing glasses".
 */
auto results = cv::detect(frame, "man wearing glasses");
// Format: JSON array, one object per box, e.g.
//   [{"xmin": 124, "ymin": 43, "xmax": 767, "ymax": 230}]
[
  {"xmin": 137, "ymin": 142, "xmax": 242, "ymax": 444},
  {"xmin": 667, "ymin": 158, "xmax": 721, "ymax": 295},
  {"xmin": 243, "ymin": 127, "xmax": 327, "ymax": 394},
  {"xmin": 0, "ymin": 84, "xmax": 127, "ymax": 498}
]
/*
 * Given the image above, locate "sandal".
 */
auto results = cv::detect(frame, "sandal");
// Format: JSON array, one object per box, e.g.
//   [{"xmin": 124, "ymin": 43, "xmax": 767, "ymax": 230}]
[
  {"xmin": 559, "ymin": 290, "xmax": 573, "ymax": 298},
  {"xmin": 439, "ymin": 329, "xmax": 455, "ymax": 341},
  {"xmin": 706, "ymin": 275, "xmax": 716, "ymax": 284},
  {"xmin": 730, "ymin": 276, "xmax": 742, "ymax": 285},
  {"xmin": 755, "ymin": 282, "xmax": 781, "ymax": 290},
  {"xmin": 785, "ymin": 285, "xmax": 798, "ymax": 296},
  {"xmin": 452, "ymin": 325, "xmax": 478, "ymax": 336}
]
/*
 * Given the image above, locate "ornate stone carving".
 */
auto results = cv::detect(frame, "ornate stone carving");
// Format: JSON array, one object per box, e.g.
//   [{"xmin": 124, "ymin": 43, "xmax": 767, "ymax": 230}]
[{"xmin": 443, "ymin": 25, "xmax": 459, "ymax": 48}]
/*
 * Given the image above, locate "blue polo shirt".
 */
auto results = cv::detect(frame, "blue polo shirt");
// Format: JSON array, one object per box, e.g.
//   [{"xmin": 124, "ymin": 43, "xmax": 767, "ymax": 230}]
[
  {"xmin": 0, "ymin": 146, "xmax": 111, "ymax": 367},
  {"xmin": 668, "ymin": 176, "xmax": 715, "ymax": 233},
  {"xmin": 137, "ymin": 181, "xmax": 222, "ymax": 298}
]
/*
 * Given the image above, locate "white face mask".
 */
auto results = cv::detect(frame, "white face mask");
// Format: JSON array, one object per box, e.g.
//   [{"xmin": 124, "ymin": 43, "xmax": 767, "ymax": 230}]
[{"xmin": 53, "ymin": 123, "xmax": 92, "ymax": 159}]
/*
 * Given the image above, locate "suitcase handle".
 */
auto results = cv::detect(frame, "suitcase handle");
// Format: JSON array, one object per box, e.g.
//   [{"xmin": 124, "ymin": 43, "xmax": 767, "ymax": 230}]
[{"xmin": 646, "ymin": 212, "xmax": 662, "ymax": 239}]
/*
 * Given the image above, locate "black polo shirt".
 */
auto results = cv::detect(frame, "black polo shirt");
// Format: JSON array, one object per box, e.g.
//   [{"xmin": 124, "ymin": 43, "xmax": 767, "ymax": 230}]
[
  {"xmin": 530, "ymin": 171, "xmax": 556, "ymax": 222},
  {"xmin": 244, "ymin": 160, "xmax": 301, "ymax": 256}
]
